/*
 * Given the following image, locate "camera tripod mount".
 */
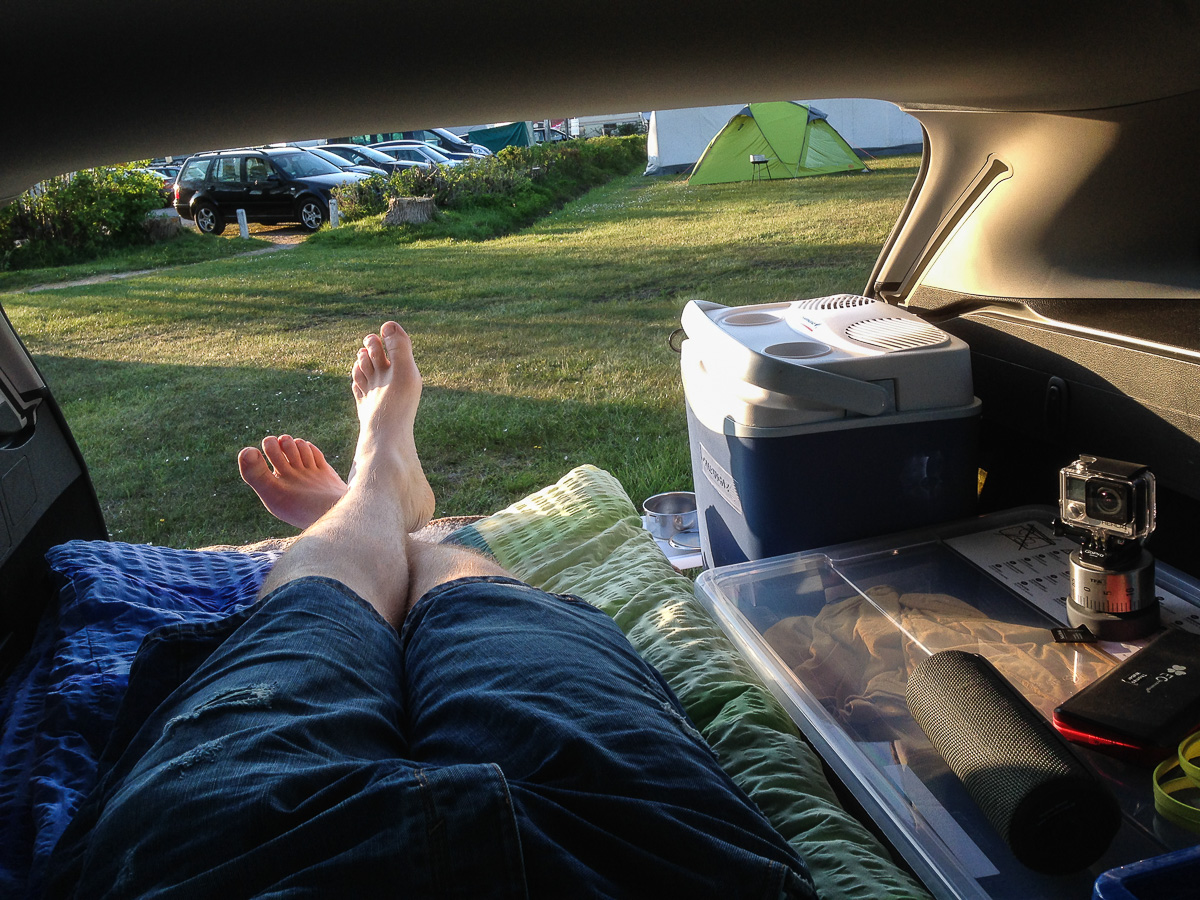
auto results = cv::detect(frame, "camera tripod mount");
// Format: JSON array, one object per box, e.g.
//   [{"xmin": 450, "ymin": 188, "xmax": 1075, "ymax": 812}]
[{"xmin": 1066, "ymin": 547, "xmax": 1159, "ymax": 641}]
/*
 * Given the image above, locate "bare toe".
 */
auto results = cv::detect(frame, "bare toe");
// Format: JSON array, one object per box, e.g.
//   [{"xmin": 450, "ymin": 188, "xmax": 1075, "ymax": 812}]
[
  {"xmin": 380, "ymin": 321, "xmax": 407, "ymax": 355},
  {"xmin": 278, "ymin": 434, "xmax": 302, "ymax": 465},
  {"xmin": 363, "ymin": 332, "xmax": 389, "ymax": 372},
  {"xmin": 352, "ymin": 348, "xmax": 371, "ymax": 399},
  {"xmin": 238, "ymin": 446, "xmax": 270, "ymax": 486},
  {"xmin": 262, "ymin": 436, "xmax": 289, "ymax": 472}
]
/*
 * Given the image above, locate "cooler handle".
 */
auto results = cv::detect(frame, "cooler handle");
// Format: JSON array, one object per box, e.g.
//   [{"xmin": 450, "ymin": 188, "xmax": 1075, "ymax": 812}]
[{"xmin": 681, "ymin": 301, "xmax": 893, "ymax": 417}]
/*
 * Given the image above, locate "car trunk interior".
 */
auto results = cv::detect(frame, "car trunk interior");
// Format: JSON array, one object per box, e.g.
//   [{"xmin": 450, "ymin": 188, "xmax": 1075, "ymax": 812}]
[
  {"xmin": 0, "ymin": 309, "xmax": 106, "ymax": 674},
  {"xmin": 6, "ymin": 97, "xmax": 1200, "ymax": 668},
  {"xmin": 870, "ymin": 92, "xmax": 1200, "ymax": 579},
  {"xmin": 4, "ymin": 4, "xmax": 1200, "ymax": 895}
]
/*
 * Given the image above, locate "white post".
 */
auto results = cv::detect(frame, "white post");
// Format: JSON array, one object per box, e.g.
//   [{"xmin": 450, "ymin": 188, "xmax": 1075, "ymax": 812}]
[
  {"xmin": 329, "ymin": 197, "xmax": 340, "ymax": 228},
  {"xmin": 236, "ymin": 208, "xmax": 249, "ymax": 239}
]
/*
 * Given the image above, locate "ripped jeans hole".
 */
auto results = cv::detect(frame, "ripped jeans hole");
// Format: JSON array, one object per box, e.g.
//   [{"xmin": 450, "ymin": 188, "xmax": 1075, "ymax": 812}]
[
  {"xmin": 659, "ymin": 699, "xmax": 709, "ymax": 750},
  {"xmin": 163, "ymin": 736, "xmax": 227, "ymax": 777},
  {"xmin": 165, "ymin": 682, "xmax": 277, "ymax": 732}
]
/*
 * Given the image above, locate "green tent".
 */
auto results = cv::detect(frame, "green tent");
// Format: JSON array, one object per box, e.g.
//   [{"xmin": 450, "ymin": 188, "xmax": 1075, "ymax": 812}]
[
  {"xmin": 688, "ymin": 101, "xmax": 867, "ymax": 185},
  {"xmin": 467, "ymin": 121, "xmax": 535, "ymax": 153}
]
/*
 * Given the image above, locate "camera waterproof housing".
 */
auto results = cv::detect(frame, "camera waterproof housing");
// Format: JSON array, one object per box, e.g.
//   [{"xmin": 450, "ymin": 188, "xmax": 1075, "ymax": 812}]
[
  {"xmin": 1059, "ymin": 456, "xmax": 1155, "ymax": 542},
  {"xmin": 1056, "ymin": 456, "xmax": 1158, "ymax": 640}
]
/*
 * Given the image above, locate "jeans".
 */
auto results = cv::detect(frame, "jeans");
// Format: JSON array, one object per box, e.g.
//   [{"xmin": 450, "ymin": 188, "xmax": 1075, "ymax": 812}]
[{"xmin": 46, "ymin": 575, "xmax": 815, "ymax": 899}]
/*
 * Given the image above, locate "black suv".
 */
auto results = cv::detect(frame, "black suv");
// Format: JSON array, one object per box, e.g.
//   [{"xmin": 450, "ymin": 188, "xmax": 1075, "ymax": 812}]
[{"xmin": 172, "ymin": 147, "xmax": 364, "ymax": 234}]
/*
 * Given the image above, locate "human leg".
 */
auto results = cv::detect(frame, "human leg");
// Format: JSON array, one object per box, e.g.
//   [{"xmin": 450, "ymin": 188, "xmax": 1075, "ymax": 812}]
[
  {"xmin": 47, "ymin": 574, "xmax": 528, "ymax": 899},
  {"xmin": 398, "ymin": 576, "xmax": 816, "ymax": 898},
  {"xmin": 404, "ymin": 538, "xmax": 510, "ymax": 607},
  {"xmin": 257, "ymin": 321, "xmax": 436, "ymax": 626},
  {"xmin": 231, "ymin": 359, "xmax": 810, "ymax": 896},
  {"xmin": 48, "ymin": 322, "xmax": 527, "ymax": 898}
]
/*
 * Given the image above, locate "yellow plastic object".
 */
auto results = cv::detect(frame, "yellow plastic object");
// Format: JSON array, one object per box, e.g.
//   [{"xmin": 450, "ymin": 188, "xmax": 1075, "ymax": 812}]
[{"xmin": 1152, "ymin": 733, "xmax": 1200, "ymax": 832}]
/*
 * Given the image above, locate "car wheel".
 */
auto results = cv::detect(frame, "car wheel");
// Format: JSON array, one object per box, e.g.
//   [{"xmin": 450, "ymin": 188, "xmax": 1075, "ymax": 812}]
[
  {"xmin": 193, "ymin": 203, "xmax": 225, "ymax": 236},
  {"xmin": 297, "ymin": 197, "xmax": 327, "ymax": 232}
]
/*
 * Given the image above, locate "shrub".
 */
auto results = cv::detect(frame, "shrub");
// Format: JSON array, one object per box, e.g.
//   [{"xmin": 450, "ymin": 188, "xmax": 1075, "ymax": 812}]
[
  {"xmin": 331, "ymin": 135, "xmax": 647, "ymax": 234},
  {"xmin": 0, "ymin": 166, "xmax": 167, "ymax": 270},
  {"xmin": 329, "ymin": 173, "xmax": 390, "ymax": 220}
]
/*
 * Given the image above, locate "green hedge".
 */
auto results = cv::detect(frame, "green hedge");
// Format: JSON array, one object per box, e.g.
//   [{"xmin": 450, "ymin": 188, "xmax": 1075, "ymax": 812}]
[
  {"xmin": 0, "ymin": 166, "xmax": 167, "ymax": 270},
  {"xmin": 331, "ymin": 135, "xmax": 646, "ymax": 236}
]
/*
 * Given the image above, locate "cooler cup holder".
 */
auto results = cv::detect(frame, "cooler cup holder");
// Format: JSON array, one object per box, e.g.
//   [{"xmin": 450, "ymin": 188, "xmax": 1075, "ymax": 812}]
[
  {"xmin": 764, "ymin": 341, "xmax": 832, "ymax": 359},
  {"xmin": 721, "ymin": 311, "xmax": 782, "ymax": 326}
]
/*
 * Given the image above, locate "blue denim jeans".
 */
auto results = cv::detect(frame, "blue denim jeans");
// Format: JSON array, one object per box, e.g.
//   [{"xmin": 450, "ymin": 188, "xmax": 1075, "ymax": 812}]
[{"xmin": 46, "ymin": 575, "xmax": 815, "ymax": 899}]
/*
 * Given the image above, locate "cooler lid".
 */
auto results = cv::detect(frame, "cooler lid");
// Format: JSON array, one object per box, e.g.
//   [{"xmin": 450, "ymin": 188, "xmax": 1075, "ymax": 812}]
[{"xmin": 680, "ymin": 297, "xmax": 975, "ymax": 417}]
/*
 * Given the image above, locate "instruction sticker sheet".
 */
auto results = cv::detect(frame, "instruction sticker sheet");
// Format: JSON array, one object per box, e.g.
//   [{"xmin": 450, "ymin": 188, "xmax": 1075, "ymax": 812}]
[{"xmin": 945, "ymin": 520, "xmax": 1200, "ymax": 654}]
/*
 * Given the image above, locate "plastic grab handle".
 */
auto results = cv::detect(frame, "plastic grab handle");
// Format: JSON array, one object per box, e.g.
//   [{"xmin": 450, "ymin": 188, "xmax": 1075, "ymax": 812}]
[{"xmin": 681, "ymin": 300, "xmax": 892, "ymax": 417}]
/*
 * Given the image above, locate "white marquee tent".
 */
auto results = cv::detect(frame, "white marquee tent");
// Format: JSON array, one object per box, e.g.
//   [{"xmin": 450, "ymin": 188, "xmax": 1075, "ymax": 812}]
[{"xmin": 644, "ymin": 104, "xmax": 744, "ymax": 175}]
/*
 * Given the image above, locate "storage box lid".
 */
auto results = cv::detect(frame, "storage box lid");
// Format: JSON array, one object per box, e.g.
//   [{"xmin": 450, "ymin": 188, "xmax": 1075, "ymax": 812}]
[{"xmin": 695, "ymin": 508, "xmax": 1200, "ymax": 900}]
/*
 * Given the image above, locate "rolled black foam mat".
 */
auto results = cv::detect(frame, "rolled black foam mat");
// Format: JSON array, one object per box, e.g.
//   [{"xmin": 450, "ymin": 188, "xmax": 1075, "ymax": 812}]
[{"xmin": 906, "ymin": 650, "xmax": 1120, "ymax": 874}]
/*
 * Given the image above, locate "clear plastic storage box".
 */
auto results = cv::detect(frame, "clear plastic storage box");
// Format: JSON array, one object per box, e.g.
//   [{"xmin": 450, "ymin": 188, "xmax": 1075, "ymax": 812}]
[{"xmin": 695, "ymin": 507, "xmax": 1200, "ymax": 900}]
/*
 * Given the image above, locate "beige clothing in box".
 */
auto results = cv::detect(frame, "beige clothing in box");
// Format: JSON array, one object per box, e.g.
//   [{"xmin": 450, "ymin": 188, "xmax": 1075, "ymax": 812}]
[{"xmin": 763, "ymin": 585, "xmax": 1116, "ymax": 739}]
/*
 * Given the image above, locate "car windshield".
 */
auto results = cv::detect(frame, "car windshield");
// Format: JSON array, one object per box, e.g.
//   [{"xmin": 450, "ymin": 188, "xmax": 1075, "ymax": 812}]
[
  {"xmin": 349, "ymin": 145, "xmax": 400, "ymax": 165},
  {"xmin": 418, "ymin": 145, "xmax": 452, "ymax": 163},
  {"xmin": 433, "ymin": 128, "xmax": 468, "ymax": 148},
  {"xmin": 272, "ymin": 151, "xmax": 341, "ymax": 177},
  {"xmin": 308, "ymin": 148, "xmax": 351, "ymax": 168}
]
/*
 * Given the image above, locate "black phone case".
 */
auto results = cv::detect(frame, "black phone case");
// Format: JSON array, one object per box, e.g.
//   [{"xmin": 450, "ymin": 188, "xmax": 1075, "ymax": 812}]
[{"xmin": 1053, "ymin": 628, "xmax": 1200, "ymax": 757}]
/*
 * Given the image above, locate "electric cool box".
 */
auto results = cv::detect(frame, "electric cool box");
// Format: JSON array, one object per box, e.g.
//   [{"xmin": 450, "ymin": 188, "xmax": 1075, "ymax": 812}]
[{"xmin": 681, "ymin": 295, "xmax": 981, "ymax": 567}]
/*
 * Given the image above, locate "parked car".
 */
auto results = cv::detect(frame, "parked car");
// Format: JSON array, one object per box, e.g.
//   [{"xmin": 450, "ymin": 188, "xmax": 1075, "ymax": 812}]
[
  {"xmin": 172, "ymin": 147, "xmax": 366, "ymax": 234},
  {"xmin": 533, "ymin": 124, "xmax": 569, "ymax": 143},
  {"xmin": 319, "ymin": 143, "xmax": 429, "ymax": 176},
  {"xmin": 131, "ymin": 167, "xmax": 175, "ymax": 204},
  {"xmin": 391, "ymin": 128, "xmax": 491, "ymax": 158},
  {"xmin": 369, "ymin": 141, "xmax": 461, "ymax": 168},
  {"xmin": 304, "ymin": 146, "xmax": 388, "ymax": 177}
]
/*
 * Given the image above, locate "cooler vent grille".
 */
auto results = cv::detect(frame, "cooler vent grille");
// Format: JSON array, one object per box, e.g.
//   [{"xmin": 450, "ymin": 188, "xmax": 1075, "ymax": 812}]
[
  {"xmin": 845, "ymin": 317, "xmax": 947, "ymax": 351},
  {"xmin": 794, "ymin": 294, "xmax": 876, "ymax": 311}
]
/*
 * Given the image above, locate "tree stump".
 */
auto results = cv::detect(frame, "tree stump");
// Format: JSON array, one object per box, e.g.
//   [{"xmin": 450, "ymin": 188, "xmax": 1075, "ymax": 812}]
[
  {"xmin": 144, "ymin": 209, "xmax": 182, "ymax": 242},
  {"xmin": 383, "ymin": 196, "xmax": 436, "ymax": 226}
]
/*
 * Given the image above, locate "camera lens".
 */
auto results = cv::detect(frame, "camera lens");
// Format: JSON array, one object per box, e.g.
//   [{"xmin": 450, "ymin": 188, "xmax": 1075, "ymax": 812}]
[
  {"xmin": 1094, "ymin": 486, "xmax": 1124, "ymax": 516},
  {"xmin": 1085, "ymin": 479, "xmax": 1131, "ymax": 526}
]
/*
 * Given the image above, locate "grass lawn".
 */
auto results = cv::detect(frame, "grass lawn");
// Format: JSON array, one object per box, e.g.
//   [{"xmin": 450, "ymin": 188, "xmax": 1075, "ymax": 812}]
[
  {"xmin": 2, "ymin": 156, "xmax": 919, "ymax": 548},
  {"xmin": 0, "ymin": 229, "xmax": 274, "ymax": 293}
]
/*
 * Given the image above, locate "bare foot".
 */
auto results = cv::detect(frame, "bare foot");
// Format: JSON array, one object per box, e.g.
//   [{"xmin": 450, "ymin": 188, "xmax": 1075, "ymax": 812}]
[
  {"xmin": 349, "ymin": 321, "xmax": 436, "ymax": 532},
  {"xmin": 238, "ymin": 435, "xmax": 349, "ymax": 530}
]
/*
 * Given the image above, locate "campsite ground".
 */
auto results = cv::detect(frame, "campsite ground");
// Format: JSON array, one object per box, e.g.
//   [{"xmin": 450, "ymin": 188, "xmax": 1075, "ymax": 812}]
[{"xmin": 3, "ymin": 157, "xmax": 920, "ymax": 547}]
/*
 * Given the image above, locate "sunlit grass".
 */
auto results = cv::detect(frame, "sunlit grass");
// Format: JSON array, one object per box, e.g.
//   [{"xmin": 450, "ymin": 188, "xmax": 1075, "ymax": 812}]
[
  {"xmin": 0, "ymin": 230, "xmax": 273, "ymax": 293},
  {"xmin": 3, "ymin": 156, "xmax": 919, "ymax": 547}
]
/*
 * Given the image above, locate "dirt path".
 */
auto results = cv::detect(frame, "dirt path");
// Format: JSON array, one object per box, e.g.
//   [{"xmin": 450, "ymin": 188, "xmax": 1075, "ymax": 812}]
[
  {"xmin": 236, "ymin": 223, "xmax": 311, "ymax": 245},
  {"xmin": 16, "ymin": 223, "xmax": 307, "ymax": 293}
]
